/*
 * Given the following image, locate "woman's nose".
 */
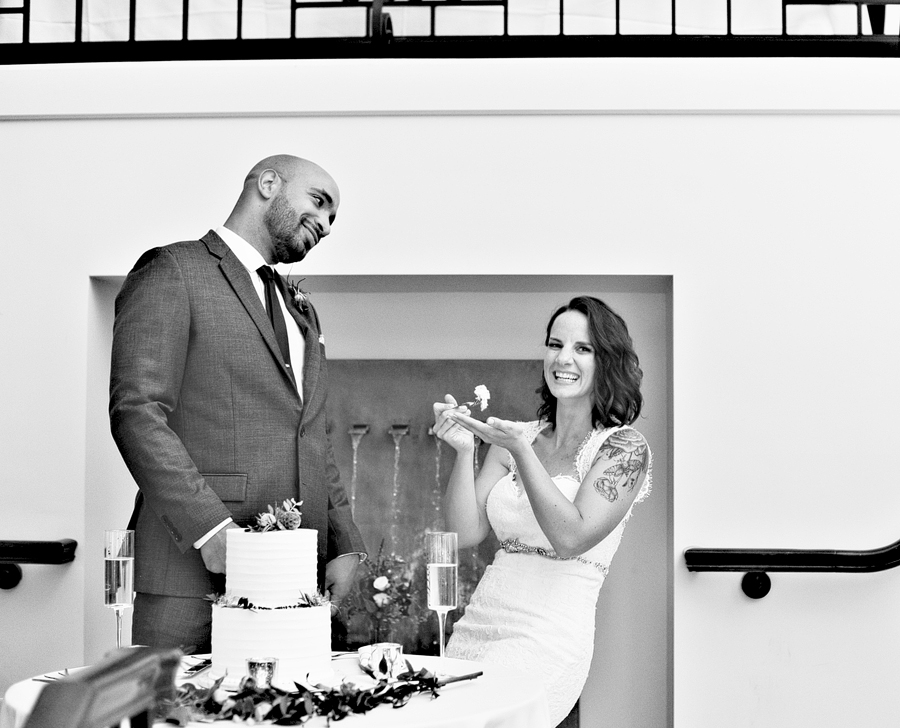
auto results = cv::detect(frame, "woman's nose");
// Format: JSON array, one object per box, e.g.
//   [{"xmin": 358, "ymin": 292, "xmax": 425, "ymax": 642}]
[{"xmin": 556, "ymin": 346, "xmax": 574, "ymax": 363}]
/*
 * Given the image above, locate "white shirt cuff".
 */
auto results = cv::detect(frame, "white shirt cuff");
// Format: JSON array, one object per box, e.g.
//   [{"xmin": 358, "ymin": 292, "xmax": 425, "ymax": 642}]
[
  {"xmin": 193, "ymin": 518, "xmax": 234, "ymax": 549},
  {"xmin": 333, "ymin": 551, "xmax": 367, "ymax": 564}
]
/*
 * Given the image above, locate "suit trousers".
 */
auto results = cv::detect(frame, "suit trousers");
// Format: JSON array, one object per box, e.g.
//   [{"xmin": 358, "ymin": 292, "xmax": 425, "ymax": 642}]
[{"xmin": 132, "ymin": 592, "xmax": 214, "ymax": 654}]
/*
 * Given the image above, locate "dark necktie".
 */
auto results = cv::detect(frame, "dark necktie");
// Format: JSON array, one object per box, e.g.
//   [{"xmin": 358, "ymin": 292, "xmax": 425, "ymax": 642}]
[{"xmin": 256, "ymin": 266, "xmax": 293, "ymax": 377}]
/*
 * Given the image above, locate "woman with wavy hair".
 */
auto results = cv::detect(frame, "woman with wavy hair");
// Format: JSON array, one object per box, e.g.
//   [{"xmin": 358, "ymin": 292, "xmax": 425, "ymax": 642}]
[{"xmin": 432, "ymin": 296, "xmax": 652, "ymax": 727}]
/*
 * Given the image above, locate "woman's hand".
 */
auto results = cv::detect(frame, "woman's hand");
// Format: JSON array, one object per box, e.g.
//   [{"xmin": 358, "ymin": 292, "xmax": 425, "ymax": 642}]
[
  {"xmin": 432, "ymin": 395, "xmax": 476, "ymax": 453},
  {"xmin": 448, "ymin": 412, "xmax": 528, "ymax": 456}
]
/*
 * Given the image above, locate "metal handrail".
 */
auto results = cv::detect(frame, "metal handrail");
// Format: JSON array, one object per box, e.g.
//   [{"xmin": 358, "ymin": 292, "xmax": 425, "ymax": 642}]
[
  {"xmin": 0, "ymin": 539, "xmax": 78, "ymax": 565},
  {"xmin": 684, "ymin": 538, "xmax": 900, "ymax": 573},
  {"xmin": 684, "ymin": 538, "xmax": 900, "ymax": 598},
  {"xmin": 0, "ymin": 539, "xmax": 78, "ymax": 590}
]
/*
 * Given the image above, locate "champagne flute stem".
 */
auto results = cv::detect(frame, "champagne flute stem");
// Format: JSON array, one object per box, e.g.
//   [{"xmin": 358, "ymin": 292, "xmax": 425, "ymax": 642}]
[
  {"xmin": 115, "ymin": 607, "xmax": 123, "ymax": 649},
  {"xmin": 437, "ymin": 610, "xmax": 448, "ymax": 658}
]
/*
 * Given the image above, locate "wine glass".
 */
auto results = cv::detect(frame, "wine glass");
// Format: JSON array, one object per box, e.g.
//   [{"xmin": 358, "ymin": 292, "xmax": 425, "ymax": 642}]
[
  {"xmin": 425, "ymin": 531, "xmax": 458, "ymax": 658},
  {"xmin": 104, "ymin": 529, "xmax": 135, "ymax": 650}
]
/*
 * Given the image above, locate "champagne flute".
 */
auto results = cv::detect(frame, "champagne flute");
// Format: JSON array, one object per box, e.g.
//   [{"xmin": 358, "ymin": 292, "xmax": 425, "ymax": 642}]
[
  {"xmin": 425, "ymin": 531, "xmax": 458, "ymax": 658},
  {"xmin": 104, "ymin": 529, "xmax": 135, "ymax": 650}
]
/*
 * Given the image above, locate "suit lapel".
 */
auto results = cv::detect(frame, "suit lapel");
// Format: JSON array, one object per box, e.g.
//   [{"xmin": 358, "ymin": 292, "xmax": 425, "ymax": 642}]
[
  {"xmin": 202, "ymin": 231, "xmax": 300, "ymax": 398},
  {"xmin": 281, "ymin": 277, "xmax": 321, "ymax": 411}
]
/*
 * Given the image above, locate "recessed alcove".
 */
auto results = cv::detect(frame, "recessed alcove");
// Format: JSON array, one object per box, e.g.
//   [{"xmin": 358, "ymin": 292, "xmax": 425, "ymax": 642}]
[{"xmin": 85, "ymin": 273, "xmax": 671, "ymax": 725}]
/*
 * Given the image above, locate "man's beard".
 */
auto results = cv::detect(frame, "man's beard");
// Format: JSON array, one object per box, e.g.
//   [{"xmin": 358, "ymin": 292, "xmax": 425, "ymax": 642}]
[{"xmin": 264, "ymin": 193, "xmax": 309, "ymax": 264}]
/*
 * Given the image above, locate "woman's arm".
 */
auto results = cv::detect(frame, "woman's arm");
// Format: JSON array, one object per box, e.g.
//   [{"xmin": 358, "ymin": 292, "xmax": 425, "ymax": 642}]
[
  {"xmin": 432, "ymin": 396, "xmax": 509, "ymax": 548},
  {"xmin": 109, "ymin": 248, "xmax": 234, "ymax": 553},
  {"xmin": 449, "ymin": 414, "xmax": 650, "ymax": 557}
]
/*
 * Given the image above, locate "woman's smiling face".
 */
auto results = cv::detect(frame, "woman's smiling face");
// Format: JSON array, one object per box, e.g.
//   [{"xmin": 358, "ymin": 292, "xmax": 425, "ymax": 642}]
[{"xmin": 543, "ymin": 309, "xmax": 596, "ymax": 404}]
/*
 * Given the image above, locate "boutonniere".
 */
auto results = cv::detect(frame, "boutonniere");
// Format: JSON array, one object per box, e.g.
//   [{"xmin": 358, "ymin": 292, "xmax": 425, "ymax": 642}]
[{"xmin": 287, "ymin": 278, "xmax": 310, "ymax": 315}]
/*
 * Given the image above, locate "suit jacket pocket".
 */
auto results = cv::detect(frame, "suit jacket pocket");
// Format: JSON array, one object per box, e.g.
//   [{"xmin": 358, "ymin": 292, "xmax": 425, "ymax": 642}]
[{"xmin": 203, "ymin": 473, "xmax": 247, "ymax": 502}]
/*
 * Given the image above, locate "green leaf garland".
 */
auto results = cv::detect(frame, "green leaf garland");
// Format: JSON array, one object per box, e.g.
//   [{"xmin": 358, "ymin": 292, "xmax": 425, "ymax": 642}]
[{"xmin": 156, "ymin": 660, "xmax": 482, "ymax": 725}]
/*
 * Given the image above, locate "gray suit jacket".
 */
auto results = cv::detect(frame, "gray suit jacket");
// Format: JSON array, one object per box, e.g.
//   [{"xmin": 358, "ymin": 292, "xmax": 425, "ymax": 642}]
[{"xmin": 109, "ymin": 230, "xmax": 365, "ymax": 598}]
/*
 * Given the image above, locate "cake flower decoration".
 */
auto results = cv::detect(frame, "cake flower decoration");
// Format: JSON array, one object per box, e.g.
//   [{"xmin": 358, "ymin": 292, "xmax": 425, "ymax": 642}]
[
  {"xmin": 252, "ymin": 498, "xmax": 303, "ymax": 532},
  {"xmin": 209, "ymin": 592, "xmax": 328, "ymax": 610},
  {"xmin": 463, "ymin": 384, "xmax": 491, "ymax": 411}
]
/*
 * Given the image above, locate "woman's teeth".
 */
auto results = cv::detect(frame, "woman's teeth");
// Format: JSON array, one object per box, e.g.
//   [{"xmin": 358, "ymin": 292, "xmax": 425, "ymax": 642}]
[{"xmin": 554, "ymin": 372, "xmax": 578, "ymax": 382}]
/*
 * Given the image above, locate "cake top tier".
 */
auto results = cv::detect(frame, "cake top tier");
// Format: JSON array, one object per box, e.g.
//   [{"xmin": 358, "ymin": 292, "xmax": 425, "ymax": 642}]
[{"xmin": 225, "ymin": 528, "xmax": 319, "ymax": 609}]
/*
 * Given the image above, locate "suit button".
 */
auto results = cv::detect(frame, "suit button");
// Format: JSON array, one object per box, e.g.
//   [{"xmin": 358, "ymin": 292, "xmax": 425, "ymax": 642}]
[
  {"xmin": 299, "ymin": 426, "xmax": 306, "ymax": 437},
  {"xmin": 161, "ymin": 515, "xmax": 182, "ymax": 543}
]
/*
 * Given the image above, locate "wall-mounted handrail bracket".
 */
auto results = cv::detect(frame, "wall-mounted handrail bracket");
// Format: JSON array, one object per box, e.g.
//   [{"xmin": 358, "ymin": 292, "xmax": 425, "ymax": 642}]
[
  {"xmin": 684, "ymin": 537, "xmax": 900, "ymax": 598},
  {"xmin": 741, "ymin": 571, "xmax": 771, "ymax": 599},
  {"xmin": 0, "ymin": 539, "xmax": 78, "ymax": 590},
  {"xmin": 0, "ymin": 564, "xmax": 23, "ymax": 590}
]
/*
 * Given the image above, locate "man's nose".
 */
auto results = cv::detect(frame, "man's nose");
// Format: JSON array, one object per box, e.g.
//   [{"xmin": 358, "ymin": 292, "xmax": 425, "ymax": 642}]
[{"xmin": 318, "ymin": 214, "xmax": 331, "ymax": 238}]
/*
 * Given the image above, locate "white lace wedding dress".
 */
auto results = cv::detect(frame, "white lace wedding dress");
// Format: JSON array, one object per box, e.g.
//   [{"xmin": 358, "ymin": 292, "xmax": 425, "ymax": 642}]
[{"xmin": 445, "ymin": 421, "xmax": 652, "ymax": 726}]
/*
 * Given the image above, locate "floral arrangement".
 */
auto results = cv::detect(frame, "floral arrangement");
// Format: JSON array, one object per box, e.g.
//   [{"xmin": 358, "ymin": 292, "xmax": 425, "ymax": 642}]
[
  {"xmin": 156, "ymin": 662, "xmax": 482, "ymax": 725},
  {"xmin": 344, "ymin": 540, "xmax": 430, "ymax": 650},
  {"xmin": 341, "ymin": 535, "xmax": 490, "ymax": 655},
  {"xmin": 251, "ymin": 498, "xmax": 303, "ymax": 532}
]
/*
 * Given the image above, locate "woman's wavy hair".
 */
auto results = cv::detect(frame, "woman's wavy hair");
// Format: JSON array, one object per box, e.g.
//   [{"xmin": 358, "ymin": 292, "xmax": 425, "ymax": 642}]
[{"xmin": 536, "ymin": 296, "xmax": 643, "ymax": 428}]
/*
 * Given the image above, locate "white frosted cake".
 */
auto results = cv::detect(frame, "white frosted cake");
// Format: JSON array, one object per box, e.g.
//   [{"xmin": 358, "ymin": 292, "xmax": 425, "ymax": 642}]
[{"xmin": 210, "ymin": 526, "xmax": 331, "ymax": 689}]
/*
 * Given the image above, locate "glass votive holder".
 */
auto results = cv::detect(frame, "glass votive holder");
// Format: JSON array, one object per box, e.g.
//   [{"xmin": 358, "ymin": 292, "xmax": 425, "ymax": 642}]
[
  {"xmin": 358, "ymin": 642, "xmax": 404, "ymax": 680},
  {"xmin": 246, "ymin": 657, "xmax": 278, "ymax": 688}
]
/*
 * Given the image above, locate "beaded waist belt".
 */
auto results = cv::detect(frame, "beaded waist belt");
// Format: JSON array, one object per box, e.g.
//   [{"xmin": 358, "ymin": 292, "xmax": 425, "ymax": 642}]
[{"xmin": 499, "ymin": 538, "xmax": 608, "ymax": 575}]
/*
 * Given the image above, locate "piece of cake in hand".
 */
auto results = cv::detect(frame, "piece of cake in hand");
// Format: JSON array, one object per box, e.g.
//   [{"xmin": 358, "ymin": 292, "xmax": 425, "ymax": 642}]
[
  {"xmin": 209, "ymin": 500, "xmax": 332, "ymax": 689},
  {"xmin": 464, "ymin": 384, "xmax": 491, "ymax": 411}
]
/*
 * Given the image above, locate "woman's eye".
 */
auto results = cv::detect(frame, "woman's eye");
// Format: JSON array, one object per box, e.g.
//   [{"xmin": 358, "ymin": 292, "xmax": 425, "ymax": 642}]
[{"xmin": 547, "ymin": 342, "xmax": 561, "ymax": 349}]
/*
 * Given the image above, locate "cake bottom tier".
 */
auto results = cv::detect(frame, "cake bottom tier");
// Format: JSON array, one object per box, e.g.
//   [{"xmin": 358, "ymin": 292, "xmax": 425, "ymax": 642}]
[{"xmin": 210, "ymin": 604, "xmax": 332, "ymax": 689}]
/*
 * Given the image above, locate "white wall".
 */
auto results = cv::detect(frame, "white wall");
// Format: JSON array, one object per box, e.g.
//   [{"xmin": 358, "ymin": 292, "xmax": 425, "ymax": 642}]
[
  {"xmin": 2, "ymin": 57, "xmax": 900, "ymax": 727},
  {"xmin": 80, "ymin": 273, "xmax": 671, "ymax": 728}
]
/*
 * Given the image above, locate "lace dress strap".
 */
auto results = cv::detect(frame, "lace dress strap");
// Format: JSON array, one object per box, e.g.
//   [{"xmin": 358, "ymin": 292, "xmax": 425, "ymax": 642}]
[{"xmin": 506, "ymin": 421, "xmax": 652, "ymax": 504}]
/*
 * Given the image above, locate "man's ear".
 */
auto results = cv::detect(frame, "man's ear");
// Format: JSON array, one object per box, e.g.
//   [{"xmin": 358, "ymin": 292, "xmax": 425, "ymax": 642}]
[{"xmin": 257, "ymin": 168, "xmax": 282, "ymax": 200}]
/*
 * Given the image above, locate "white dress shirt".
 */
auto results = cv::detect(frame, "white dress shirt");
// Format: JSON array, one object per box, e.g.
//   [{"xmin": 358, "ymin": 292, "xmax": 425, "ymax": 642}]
[{"xmin": 215, "ymin": 225, "xmax": 306, "ymax": 391}]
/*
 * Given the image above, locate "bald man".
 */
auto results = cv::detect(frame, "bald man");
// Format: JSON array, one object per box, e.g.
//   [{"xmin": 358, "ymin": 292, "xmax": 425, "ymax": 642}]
[{"xmin": 110, "ymin": 155, "xmax": 366, "ymax": 651}]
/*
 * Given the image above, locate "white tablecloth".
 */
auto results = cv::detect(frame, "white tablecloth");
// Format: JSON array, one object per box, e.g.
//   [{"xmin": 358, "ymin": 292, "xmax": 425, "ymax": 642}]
[{"xmin": 1, "ymin": 653, "xmax": 551, "ymax": 728}]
